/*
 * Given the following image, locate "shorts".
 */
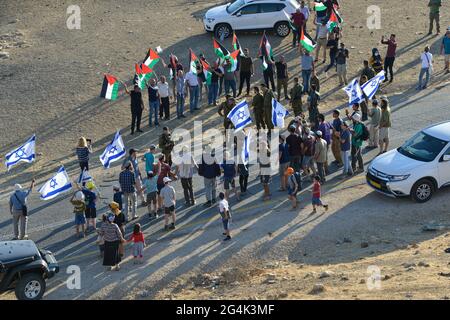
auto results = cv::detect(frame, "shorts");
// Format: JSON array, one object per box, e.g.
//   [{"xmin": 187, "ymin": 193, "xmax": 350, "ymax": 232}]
[
  {"xmin": 260, "ymin": 175, "xmax": 272, "ymax": 185},
  {"xmin": 279, "ymin": 162, "xmax": 289, "ymax": 176},
  {"xmin": 75, "ymin": 213, "xmax": 86, "ymax": 225},
  {"xmin": 164, "ymin": 205, "xmax": 175, "ymax": 215},
  {"xmin": 224, "ymin": 177, "xmax": 236, "ymax": 190},
  {"xmin": 317, "ymin": 37, "xmax": 327, "ymax": 47},
  {"xmin": 288, "ymin": 186, "xmax": 297, "ymax": 197},
  {"xmin": 379, "ymin": 127, "xmax": 390, "ymax": 141},
  {"xmin": 336, "ymin": 64, "xmax": 347, "ymax": 75},
  {"xmin": 157, "ymin": 183, "xmax": 165, "ymax": 194},
  {"xmin": 302, "ymin": 156, "xmax": 313, "ymax": 167},
  {"xmin": 85, "ymin": 207, "xmax": 97, "ymax": 219},
  {"xmin": 312, "ymin": 197, "xmax": 323, "ymax": 206},
  {"xmin": 146, "ymin": 192, "xmax": 157, "ymax": 204},
  {"xmin": 222, "ymin": 218, "xmax": 230, "ymax": 231}
]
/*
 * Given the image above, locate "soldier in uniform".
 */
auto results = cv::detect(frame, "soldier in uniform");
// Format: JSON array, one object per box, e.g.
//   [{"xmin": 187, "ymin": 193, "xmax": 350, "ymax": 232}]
[
  {"xmin": 159, "ymin": 126, "xmax": 175, "ymax": 166},
  {"xmin": 261, "ymin": 84, "xmax": 274, "ymax": 131},
  {"xmin": 251, "ymin": 87, "xmax": 265, "ymax": 131},
  {"xmin": 218, "ymin": 95, "xmax": 236, "ymax": 130},
  {"xmin": 290, "ymin": 77, "xmax": 304, "ymax": 117}
]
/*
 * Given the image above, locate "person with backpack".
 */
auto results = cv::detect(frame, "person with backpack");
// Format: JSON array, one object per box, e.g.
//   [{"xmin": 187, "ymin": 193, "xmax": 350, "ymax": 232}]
[
  {"xmin": 9, "ymin": 180, "xmax": 35, "ymax": 240},
  {"xmin": 350, "ymin": 113, "xmax": 366, "ymax": 173},
  {"xmin": 285, "ymin": 167, "xmax": 302, "ymax": 211}
]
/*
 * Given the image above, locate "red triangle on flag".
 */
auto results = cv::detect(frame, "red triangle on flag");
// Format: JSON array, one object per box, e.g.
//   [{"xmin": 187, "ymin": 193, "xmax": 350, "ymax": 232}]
[
  {"xmin": 105, "ymin": 74, "xmax": 117, "ymax": 85},
  {"xmin": 141, "ymin": 64, "xmax": 153, "ymax": 74},
  {"xmin": 149, "ymin": 48, "xmax": 159, "ymax": 60}
]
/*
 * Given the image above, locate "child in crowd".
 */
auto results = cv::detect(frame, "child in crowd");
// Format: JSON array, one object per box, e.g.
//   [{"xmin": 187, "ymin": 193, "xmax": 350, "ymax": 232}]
[
  {"xmin": 70, "ymin": 190, "xmax": 86, "ymax": 238},
  {"xmin": 113, "ymin": 185, "xmax": 123, "ymax": 211},
  {"xmin": 311, "ymin": 175, "xmax": 329, "ymax": 214},
  {"xmin": 97, "ymin": 214, "xmax": 107, "ymax": 257},
  {"xmin": 128, "ymin": 223, "xmax": 145, "ymax": 264},
  {"xmin": 142, "ymin": 171, "xmax": 158, "ymax": 219}
]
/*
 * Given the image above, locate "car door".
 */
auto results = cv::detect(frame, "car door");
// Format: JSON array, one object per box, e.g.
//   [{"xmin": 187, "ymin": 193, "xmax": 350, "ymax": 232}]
[
  {"xmin": 437, "ymin": 144, "xmax": 450, "ymax": 187},
  {"xmin": 229, "ymin": 4, "xmax": 261, "ymax": 30},
  {"xmin": 259, "ymin": 3, "xmax": 286, "ymax": 29}
]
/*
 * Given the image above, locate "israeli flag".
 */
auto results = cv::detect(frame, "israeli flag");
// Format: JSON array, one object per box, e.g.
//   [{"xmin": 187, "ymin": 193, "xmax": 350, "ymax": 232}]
[
  {"xmin": 227, "ymin": 100, "xmax": 252, "ymax": 132},
  {"xmin": 272, "ymin": 98, "xmax": 289, "ymax": 128},
  {"xmin": 77, "ymin": 168, "xmax": 93, "ymax": 184},
  {"xmin": 100, "ymin": 130, "xmax": 126, "ymax": 168},
  {"xmin": 5, "ymin": 135, "xmax": 36, "ymax": 171},
  {"xmin": 38, "ymin": 166, "xmax": 72, "ymax": 200},
  {"xmin": 241, "ymin": 131, "xmax": 251, "ymax": 165},
  {"xmin": 343, "ymin": 79, "xmax": 364, "ymax": 106},
  {"xmin": 361, "ymin": 71, "xmax": 385, "ymax": 99}
]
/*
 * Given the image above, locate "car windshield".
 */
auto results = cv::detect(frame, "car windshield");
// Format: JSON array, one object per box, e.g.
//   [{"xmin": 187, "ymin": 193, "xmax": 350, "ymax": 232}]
[
  {"xmin": 398, "ymin": 131, "xmax": 447, "ymax": 162},
  {"xmin": 227, "ymin": 0, "xmax": 245, "ymax": 13}
]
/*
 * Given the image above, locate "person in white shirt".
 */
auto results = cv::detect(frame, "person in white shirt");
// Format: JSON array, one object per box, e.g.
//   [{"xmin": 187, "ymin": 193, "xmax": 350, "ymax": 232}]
[
  {"xmin": 418, "ymin": 46, "xmax": 433, "ymax": 90},
  {"xmin": 300, "ymin": 0, "xmax": 310, "ymax": 26},
  {"xmin": 185, "ymin": 70, "xmax": 200, "ymax": 113},
  {"xmin": 218, "ymin": 192, "xmax": 232, "ymax": 241},
  {"xmin": 174, "ymin": 146, "xmax": 198, "ymax": 206},
  {"xmin": 315, "ymin": 20, "xmax": 329, "ymax": 63},
  {"xmin": 158, "ymin": 76, "xmax": 170, "ymax": 120}
]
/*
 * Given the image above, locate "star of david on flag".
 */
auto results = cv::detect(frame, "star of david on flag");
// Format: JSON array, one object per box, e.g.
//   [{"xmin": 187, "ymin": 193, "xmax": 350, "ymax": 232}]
[
  {"xmin": 271, "ymin": 98, "xmax": 289, "ymax": 128},
  {"xmin": 343, "ymin": 79, "xmax": 364, "ymax": 106},
  {"xmin": 361, "ymin": 70, "xmax": 385, "ymax": 100},
  {"xmin": 100, "ymin": 130, "xmax": 126, "ymax": 168},
  {"xmin": 227, "ymin": 100, "xmax": 252, "ymax": 132},
  {"xmin": 5, "ymin": 134, "xmax": 36, "ymax": 171},
  {"xmin": 38, "ymin": 166, "xmax": 72, "ymax": 201}
]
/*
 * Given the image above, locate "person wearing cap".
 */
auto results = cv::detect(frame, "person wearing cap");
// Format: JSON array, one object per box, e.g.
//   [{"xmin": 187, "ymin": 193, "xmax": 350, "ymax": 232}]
[
  {"xmin": 261, "ymin": 84, "xmax": 275, "ymax": 131},
  {"xmin": 314, "ymin": 130, "xmax": 328, "ymax": 183},
  {"xmin": 379, "ymin": 96, "xmax": 392, "ymax": 155},
  {"xmin": 70, "ymin": 189, "xmax": 87, "ymax": 238},
  {"xmin": 331, "ymin": 109, "xmax": 343, "ymax": 166},
  {"xmin": 99, "ymin": 209, "xmax": 125, "ymax": 271},
  {"xmin": 142, "ymin": 171, "xmax": 158, "ymax": 219},
  {"xmin": 350, "ymin": 113, "xmax": 364, "ymax": 173},
  {"xmin": 251, "ymin": 86, "xmax": 266, "ymax": 131},
  {"xmin": 160, "ymin": 177, "xmax": 176, "ymax": 231},
  {"xmin": 143, "ymin": 144, "xmax": 156, "ymax": 174},
  {"xmin": 119, "ymin": 161, "xmax": 138, "ymax": 221},
  {"xmin": 286, "ymin": 167, "xmax": 301, "ymax": 210},
  {"xmin": 218, "ymin": 95, "xmax": 236, "ymax": 130},
  {"xmin": 9, "ymin": 180, "xmax": 35, "ymax": 240},
  {"xmin": 81, "ymin": 181, "xmax": 98, "ymax": 231},
  {"xmin": 440, "ymin": 27, "xmax": 450, "ymax": 74},
  {"xmin": 159, "ymin": 126, "xmax": 175, "ymax": 166},
  {"xmin": 174, "ymin": 146, "xmax": 198, "ymax": 206},
  {"xmin": 368, "ymin": 99, "xmax": 381, "ymax": 149},
  {"xmin": 124, "ymin": 84, "xmax": 144, "ymax": 135},
  {"xmin": 290, "ymin": 77, "xmax": 304, "ymax": 116},
  {"xmin": 340, "ymin": 121, "xmax": 353, "ymax": 176}
]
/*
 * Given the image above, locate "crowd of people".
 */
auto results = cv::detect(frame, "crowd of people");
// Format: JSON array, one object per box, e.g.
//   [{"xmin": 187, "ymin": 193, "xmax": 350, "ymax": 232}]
[{"xmin": 8, "ymin": 0, "xmax": 449, "ymax": 272}]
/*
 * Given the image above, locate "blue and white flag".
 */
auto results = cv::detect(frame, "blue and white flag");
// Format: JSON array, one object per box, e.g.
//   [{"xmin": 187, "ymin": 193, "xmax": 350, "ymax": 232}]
[
  {"xmin": 77, "ymin": 168, "xmax": 93, "ymax": 184},
  {"xmin": 227, "ymin": 100, "xmax": 252, "ymax": 132},
  {"xmin": 361, "ymin": 70, "xmax": 385, "ymax": 99},
  {"xmin": 38, "ymin": 166, "xmax": 72, "ymax": 200},
  {"xmin": 343, "ymin": 79, "xmax": 364, "ymax": 106},
  {"xmin": 241, "ymin": 131, "xmax": 251, "ymax": 165},
  {"xmin": 271, "ymin": 98, "xmax": 289, "ymax": 128},
  {"xmin": 5, "ymin": 134, "xmax": 36, "ymax": 171},
  {"xmin": 100, "ymin": 130, "xmax": 126, "ymax": 168}
]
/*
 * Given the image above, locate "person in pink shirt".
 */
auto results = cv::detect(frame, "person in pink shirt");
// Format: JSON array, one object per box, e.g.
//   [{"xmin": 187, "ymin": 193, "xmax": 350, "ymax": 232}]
[{"xmin": 311, "ymin": 175, "xmax": 329, "ymax": 214}]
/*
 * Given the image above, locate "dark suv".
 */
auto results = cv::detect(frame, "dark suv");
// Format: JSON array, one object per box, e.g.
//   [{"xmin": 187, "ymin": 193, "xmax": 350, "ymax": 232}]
[{"xmin": 0, "ymin": 240, "xmax": 59, "ymax": 300}]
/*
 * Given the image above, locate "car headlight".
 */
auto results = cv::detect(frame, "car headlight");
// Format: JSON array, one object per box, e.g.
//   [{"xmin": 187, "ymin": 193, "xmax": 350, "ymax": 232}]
[{"xmin": 387, "ymin": 174, "xmax": 410, "ymax": 182}]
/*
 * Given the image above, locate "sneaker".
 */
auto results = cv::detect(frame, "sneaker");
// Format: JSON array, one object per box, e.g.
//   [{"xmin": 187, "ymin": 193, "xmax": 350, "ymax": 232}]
[
  {"xmin": 137, "ymin": 129, "xmax": 144, "ymax": 133},
  {"xmin": 164, "ymin": 225, "xmax": 169, "ymax": 231},
  {"xmin": 310, "ymin": 209, "xmax": 317, "ymax": 215},
  {"xmin": 223, "ymin": 236, "xmax": 232, "ymax": 241},
  {"xmin": 324, "ymin": 205, "xmax": 329, "ymax": 211},
  {"xmin": 169, "ymin": 223, "xmax": 176, "ymax": 230}
]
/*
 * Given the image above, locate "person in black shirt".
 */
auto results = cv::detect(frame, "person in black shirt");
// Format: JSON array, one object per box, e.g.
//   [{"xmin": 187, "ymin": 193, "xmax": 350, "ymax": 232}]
[
  {"xmin": 208, "ymin": 61, "xmax": 223, "ymax": 106},
  {"xmin": 275, "ymin": 55, "xmax": 289, "ymax": 100},
  {"xmin": 324, "ymin": 32, "xmax": 338, "ymax": 74},
  {"xmin": 124, "ymin": 84, "xmax": 144, "ymax": 135},
  {"xmin": 237, "ymin": 48, "xmax": 254, "ymax": 97},
  {"xmin": 261, "ymin": 56, "xmax": 276, "ymax": 92}
]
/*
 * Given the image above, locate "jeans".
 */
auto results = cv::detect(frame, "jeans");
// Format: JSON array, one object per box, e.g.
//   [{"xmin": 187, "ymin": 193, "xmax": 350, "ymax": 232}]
[
  {"xmin": 131, "ymin": 107, "xmax": 142, "ymax": 133},
  {"xmin": 161, "ymin": 96, "xmax": 170, "ymax": 119},
  {"xmin": 176, "ymin": 94, "xmax": 185, "ymax": 117},
  {"xmin": 123, "ymin": 192, "xmax": 137, "ymax": 221},
  {"xmin": 181, "ymin": 177, "xmax": 194, "ymax": 204},
  {"xmin": 189, "ymin": 86, "xmax": 199, "ymax": 112},
  {"xmin": 341, "ymin": 150, "xmax": 352, "ymax": 175},
  {"xmin": 239, "ymin": 174, "xmax": 249, "ymax": 193},
  {"xmin": 218, "ymin": 77, "xmax": 224, "ymax": 96},
  {"xmin": 204, "ymin": 177, "xmax": 217, "ymax": 202},
  {"xmin": 418, "ymin": 67, "xmax": 430, "ymax": 89},
  {"xmin": 224, "ymin": 79, "xmax": 237, "ymax": 98},
  {"xmin": 316, "ymin": 162, "xmax": 326, "ymax": 182},
  {"xmin": 384, "ymin": 57, "xmax": 395, "ymax": 81},
  {"xmin": 325, "ymin": 51, "xmax": 337, "ymax": 73},
  {"xmin": 12, "ymin": 210, "xmax": 28, "ymax": 239},
  {"xmin": 302, "ymin": 69, "xmax": 312, "ymax": 93},
  {"xmin": 263, "ymin": 71, "xmax": 276, "ymax": 91},
  {"xmin": 149, "ymin": 100, "xmax": 159, "ymax": 127},
  {"xmin": 351, "ymin": 145, "xmax": 364, "ymax": 172},
  {"xmin": 238, "ymin": 71, "xmax": 251, "ymax": 96},
  {"xmin": 208, "ymin": 82, "xmax": 219, "ymax": 105}
]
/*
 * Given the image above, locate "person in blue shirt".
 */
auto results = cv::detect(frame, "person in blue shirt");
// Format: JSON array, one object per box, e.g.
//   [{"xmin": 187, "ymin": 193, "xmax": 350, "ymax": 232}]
[
  {"xmin": 9, "ymin": 180, "xmax": 35, "ymax": 240},
  {"xmin": 142, "ymin": 171, "xmax": 159, "ymax": 219},
  {"xmin": 142, "ymin": 144, "xmax": 156, "ymax": 174},
  {"xmin": 112, "ymin": 185, "xmax": 123, "ymax": 211},
  {"xmin": 441, "ymin": 28, "xmax": 450, "ymax": 74},
  {"xmin": 82, "ymin": 181, "xmax": 98, "ymax": 231},
  {"xmin": 221, "ymin": 151, "xmax": 240, "ymax": 202}
]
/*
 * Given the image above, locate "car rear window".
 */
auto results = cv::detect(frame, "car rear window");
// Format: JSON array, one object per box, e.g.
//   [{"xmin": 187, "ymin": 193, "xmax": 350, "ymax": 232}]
[{"xmin": 260, "ymin": 3, "xmax": 286, "ymax": 13}]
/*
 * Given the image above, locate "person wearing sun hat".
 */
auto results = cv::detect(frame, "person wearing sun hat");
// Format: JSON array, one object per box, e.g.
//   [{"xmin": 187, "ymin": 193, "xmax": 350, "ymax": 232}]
[
  {"xmin": 81, "ymin": 180, "xmax": 98, "ymax": 232},
  {"xmin": 160, "ymin": 177, "xmax": 176, "ymax": 231},
  {"xmin": 98, "ymin": 208, "xmax": 125, "ymax": 271}
]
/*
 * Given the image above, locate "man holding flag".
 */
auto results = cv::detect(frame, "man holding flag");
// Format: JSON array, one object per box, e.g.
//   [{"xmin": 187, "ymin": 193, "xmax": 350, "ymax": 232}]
[
  {"xmin": 237, "ymin": 48, "xmax": 254, "ymax": 98},
  {"xmin": 9, "ymin": 179, "xmax": 35, "ymax": 240}
]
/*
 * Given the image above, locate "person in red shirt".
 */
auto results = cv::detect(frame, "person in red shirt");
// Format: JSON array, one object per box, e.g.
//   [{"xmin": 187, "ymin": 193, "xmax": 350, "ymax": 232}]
[
  {"xmin": 128, "ymin": 223, "xmax": 146, "ymax": 264},
  {"xmin": 291, "ymin": 9, "xmax": 305, "ymax": 48},
  {"xmin": 381, "ymin": 34, "xmax": 398, "ymax": 83},
  {"xmin": 311, "ymin": 175, "xmax": 329, "ymax": 214}
]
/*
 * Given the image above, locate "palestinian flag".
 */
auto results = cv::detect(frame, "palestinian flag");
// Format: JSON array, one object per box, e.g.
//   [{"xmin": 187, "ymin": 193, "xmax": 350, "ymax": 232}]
[
  {"xmin": 134, "ymin": 63, "xmax": 153, "ymax": 90},
  {"xmin": 326, "ymin": 10, "xmax": 339, "ymax": 32},
  {"xmin": 201, "ymin": 60, "xmax": 212, "ymax": 85},
  {"xmin": 213, "ymin": 38, "xmax": 230, "ymax": 60},
  {"xmin": 143, "ymin": 48, "xmax": 160, "ymax": 68},
  {"xmin": 300, "ymin": 29, "xmax": 316, "ymax": 52},
  {"xmin": 189, "ymin": 48, "xmax": 199, "ymax": 74},
  {"xmin": 100, "ymin": 74, "xmax": 120, "ymax": 100},
  {"xmin": 313, "ymin": 1, "xmax": 327, "ymax": 12},
  {"xmin": 259, "ymin": 33, "xmax": 273, "ymax": 70},
  {"xmin": 227, "ymin": 49, "xmax": 240, "ymax": 72},
  {"xmin": 232, "ymin": 32, "xmax": 244, "ymax": 56}
]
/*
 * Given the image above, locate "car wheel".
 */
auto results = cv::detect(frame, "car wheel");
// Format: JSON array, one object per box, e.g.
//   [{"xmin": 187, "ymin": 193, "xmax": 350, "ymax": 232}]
[
  {"xmin": 15, "ymin": 273, "xmax": 46, "ymax": 300},
  {"xmin": 214, "ymin": 24, "xmax": 232, "ymax": 39},
  {"xmin": 411, "ymin": 179, "xmax": 434, "ymax": 203},
  {"xmin": 275, "ymin": 22, "xmax": 290, "ymax": 37}
]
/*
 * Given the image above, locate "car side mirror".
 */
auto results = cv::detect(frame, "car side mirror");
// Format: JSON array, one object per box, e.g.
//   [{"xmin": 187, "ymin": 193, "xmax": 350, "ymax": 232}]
[
  {"xmin": 443, "ymin": 155, "xmax": 450, "ymax": 162},
  {"xmin": 236, "ymin": 12, "xmax": 242, "ymax": 17}
]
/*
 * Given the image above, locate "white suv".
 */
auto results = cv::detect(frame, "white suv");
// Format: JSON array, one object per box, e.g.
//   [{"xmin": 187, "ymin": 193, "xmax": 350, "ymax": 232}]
[
  {"xmin": 367, "ymin": 121, "xmax": 450, "ymax": 203},
  {"xmin": 203, "ymin": 0, "xmax": 300, "ymax": 39}
]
